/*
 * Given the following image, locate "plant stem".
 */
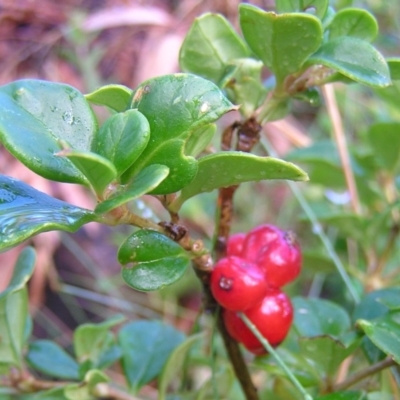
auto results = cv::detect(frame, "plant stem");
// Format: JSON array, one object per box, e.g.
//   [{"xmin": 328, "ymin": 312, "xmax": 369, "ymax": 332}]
[
  {"xmin": 333, "ymin": 357, "xmax": 396, "ymax": 392},
  {"xmin": 239, "ymin": 313, "xmax": 313, "ymax": 400},
  {"xmin": 322, "ymin": 84, "xmax": 361, "ymax": 215}
]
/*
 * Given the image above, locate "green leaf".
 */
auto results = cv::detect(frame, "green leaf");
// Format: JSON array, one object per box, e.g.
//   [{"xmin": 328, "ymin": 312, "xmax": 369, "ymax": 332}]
[
  {"xmin": 328, "ymin": 8, "xmax": 378, "ymax": 42},
  {"xmin": 239, "ymin": 4, "xmax": 323, "ymax": 86},
  {"xmin": 159, "ymin": 333, "xmax": 204, "ymax": 400},
  {"xmin": 118, "ymin": 320, "xmax": 185, "ymax": 391},
  {"xmin": 26, "ymin": 340, "xmax": 80, "ymax": 380},
  {"xmin": 122, "ymin": 74, "xmax": 235, "ymax": 194},
  {"xmin": 91, "ymin": 109, "xmax": 150, "ymax": 177},
  {"xmin": 118, "ymin": 230, "xmax": 190, "ymax": 291},
  {"xmin": 0, "ymin": 248, "xmax": 35, "ymax": 370},
  {"xmin": 58, "ymin": 149, "xmax": 117, "ymax": 196},
  {"xmin": 26, "ymin": 387, "xmax": 69, "ymax": 400},
  {"xmin": 387, "ymin": 58, "xmax": 400, "ymax": 80},
  {"xmin": 0, "ymin": 79, "xmax": 97, "ymax": 184},
  {"xmin": 293, "ymin": 297, "xmax": 351, "ymax": 337},
  {"xmin": 307, "ymin": 37, "xmax": 391, "ymax": 87},
  {"xmin": 179, "ymin": 13, "xmax": 249, "ymax": 83},
  {"xmin": 0, "ymin": 175, "xmax": 96, "ymax": 252},
  {"xmin": 367, "ymin": 122, "xmax": 400, "ymax": 173},
  {"xmin": 221, "ymin": 58, "xmax": 267, "ymax": 117},
  {"xmin": 316, "ymin": 391, "xmax": 366, "ymax": 400},
  {"xmin": 184, "ymin": 124, "xmax": 216, "ymax": 157},
  {"xmin": 95, "ymin": 164, "xmax": 169, "ymax": 214},
  {"xmin": 276, "ymin": 0, "xmax": 329, "ymax": 19},
  {"xmin": 64, "ymin": 369, "xmax": 109, "ymax": 400},
  {"xmin": 85, "ymin": 84, "xmax": 133, "ymax": 112},
  {"xmin": 171, "ymin": 152, "xmax": 308, "ymax": 211},
  {"xmin": 357, "ymin": 312, "xmax": 400, "ymax": 363},
  {"xmin": 302, "ymin": 250, "xmax": 336, "ymax": 272},
  {"xmin": 73, "ymin": 314, "xmax": 124, "ymax": 368}
]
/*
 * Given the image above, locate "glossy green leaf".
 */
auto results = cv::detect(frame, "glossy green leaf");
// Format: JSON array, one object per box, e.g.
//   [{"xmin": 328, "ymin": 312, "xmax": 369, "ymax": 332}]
[
  {"xmin": 307, "ymin": 37, "xmax": 391, "ymax": 87},
  {"xmin": 118, "ymin": 320, "xmax": 185, "ymax": 391},
  {"xmin": 73, "ymin": 314, "xmax": 124, "ymax": 368},
  {"xmin": 26, "ymin": 340, "xmax": 80, "ymax": 380},
  {"xmin": 171, "ymin": 152, "xmax": 308, "ymax": 211},
  {"xmin": 388, "ymin": 58, "xmax": 400, "ymax": 80},
  {"xmin": 85, "ymin": 84, "xmax": 133, "ymax": 112},
  {"xmin": 91, "ymin": 109, "xmax": 150, "ymax": 176},
  {"xmin": 0, "ymin": 248, "xmax": 35, "ymax": 370},
  {"xmin": 316, "ymin": 391, "xmax": 366, "ymax": 400},
  {"xmin": 64, "ymin": 369, "xmax": 109, "ymax": 400},
  {"xmin": 328, "ymin": 8, "xmax": 378, "ymax": 42},
  {"xmin": 299, "ymin": 336, "xmax": 360, "ymax": 378},
  {"xmin": 239, "ymin": 4, "xmax": 323, "ymax": 86},
  {"xmin": 293, "ymin": 297, "xmax": 351, "ymax": 337},
  {"xmin": 159, "ymin": 333, "xmax": 204, "ymax": 400},
  {"xmin": 95, "ymin": 164, "xmax": 169, "ymax": 214},
  {"xmin": 122, "ymin": 74, "xmax": 235, "ymax": 194},
  {"xmin": 184, "ymin": 124, "xmax": 216, "ymax": 157},
  {"xmin": 118, "ymin": 229, "xmax": 190, "ymax": 291},
  {"xmin": 58, "ymin": 149, "xmax": 117, "ymax": 196},
  {"xmin": 179, "ymin": 13, "xmax": 249, "ymax": 83},
  {"xmin": 275, "ymin": 0, "xmax": 329, "ymax": 19},
  {"xmin": 221, "ymin": 58, "xmax": 267, "ymax": 117},
  {"xmin": 0, "ymin": 79, "xmax": 97, "ymax": 184},
  {"xmin": 357, "ymin": 312, "xmax": 400, "ymax": 363},
  {"xmin": 367, "ymin": 122, "xmax": 400, "ymax": 173},
  {"xmin": 0, "ymin": 175, "xmax": 96, "ymax": 252}
]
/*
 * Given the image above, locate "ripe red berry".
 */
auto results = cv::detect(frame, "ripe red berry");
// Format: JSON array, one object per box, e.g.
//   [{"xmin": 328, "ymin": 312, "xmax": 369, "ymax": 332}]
[
  {"xmin": 223, "ymin": 287, "xmax": 293, "ymax": 355},
  {"xmin": 210, "ymin": 256, "xmax": 268, "ymax": 311},
  {"xmin": 226, "ymin": 232, "xmax": 246, "ymax": 257}
]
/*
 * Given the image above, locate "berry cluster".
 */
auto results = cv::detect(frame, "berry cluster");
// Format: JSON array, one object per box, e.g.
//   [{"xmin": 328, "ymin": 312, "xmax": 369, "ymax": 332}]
[{"xmin": 210, "ymin": 224, "xmax": 301, "ymax": 355}]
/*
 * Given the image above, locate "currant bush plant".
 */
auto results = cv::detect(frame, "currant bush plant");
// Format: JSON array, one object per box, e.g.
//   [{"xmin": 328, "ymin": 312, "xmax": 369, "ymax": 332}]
[{"xmin": 0, "ymin": 1, "xmax": 400, "ymax": 399}]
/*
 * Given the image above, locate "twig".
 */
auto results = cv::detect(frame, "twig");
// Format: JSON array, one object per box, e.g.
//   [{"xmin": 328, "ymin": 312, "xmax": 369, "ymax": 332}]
[
  {"xmin": 333, "ymin": 357, "xmax": 396, "ymax": 392},
  {"xmin": 322, "ymin": 84, "xmax": 361, "ymax": 215}
]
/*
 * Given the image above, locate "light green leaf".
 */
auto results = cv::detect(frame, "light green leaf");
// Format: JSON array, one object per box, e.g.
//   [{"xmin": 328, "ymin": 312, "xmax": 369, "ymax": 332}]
[
  {"xmin": 307, "ymin": 37, "xmax": 391, "ymax": 87},
  {"xmin": 184, "ymin": 124, "xmax": 216, "ymax": 158},
  {"xmin": 239, "ymin": 4, "xmax": 323, "ymax": 86},
  {"xmin": 171, "ymin": 152, "xmax": 308, "ymax": 211},
  {"xmin": 387, "ymin": 58, "xmax": 400, "ymax": 80},
  {"xmin": 179, "ymin": 13, "xmax": 249, "ymax": 83},
  {"xmin": 85, "ymin": 84, "xmax": 133, "ymax": 112},
  {"xmin": 328, "ymin": 8, "xmax": 378, "ymax": 42},
  {"xmin": 0, "ymin": 175, "xmax": 96, "ymax": 252},
  {"xmin": 276, "ymin": 0, "xmax": 329, "ymax": 19},
  {"xmin": 119, "ymin": 320, "xmax": 185, "ymax": 391},
  {"xmin": 118, "ymin": 230, "xmax": 190, "ymax": 292},
  {"xmin": 64, "ymin": 369, "xmax": 109, "ymax": 400},
  {"xmin": 95, "ymin": 164, "xmax": 169, "ymax": 214},
  {"xmin": 0, "ymin": 79, "xmax": 97, "ymax": 184},
  {"xmin": 91, "ymin": 109, "xmax": 150, "ymax": 176},
  {"xmin": 122, "ymin": 74, "xmax": 235, "ymax": 194}
]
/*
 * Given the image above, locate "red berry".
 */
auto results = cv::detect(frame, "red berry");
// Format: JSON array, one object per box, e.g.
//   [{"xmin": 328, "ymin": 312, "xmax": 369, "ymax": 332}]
[
  {"xmin": 223, "ymin": 287, "xmax": 293, "ymax": 355},
  {"xmin": 210, "ymin": 256, "xmax": 268, "ymax": 311},
  {"xmin": 226, "ymin": 232, "xmax": 246, "ymax": 257}
]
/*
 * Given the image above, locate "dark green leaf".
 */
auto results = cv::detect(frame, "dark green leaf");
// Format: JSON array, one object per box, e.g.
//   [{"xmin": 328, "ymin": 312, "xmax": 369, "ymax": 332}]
[
  {"xmin": 85, "ymin": 84, "xmax": 133, "ymax": 112},
  {"xmin": 307, "ymin": 37, "xmax": 391, "ymax": 87},
  {"xmin": 0, "ymin": 79, "xmax": 97, "ymax": 184},
  {"xmin": 367, "ymin": 122, "xmax": 400, "ymax": 173},
  {"xmin": 387, "ymin": 58, "xmax": 400, "ymax": 80},
  {"xmin": 179, "ymin": 13, "xmax": 249, "ymax": 83},
  {"xmin": 118, "ymin": 320, "xmax": 185, "ymax": 391},
  {"xmin": 171, "ymin": 152, "xmax": 308, "ymax": 211},
  {"xmin": 95, "ymin": 164, "xmax": 169, "ymax": 214},
  {"xmin": 58, "ymin": 149, "xmax": 117, "ymax": 196},
  {"xmin": 316, "ymin": 391, "xmax": 366, "ymax": 400},
  {"xmin": 122, "ymin": 74, "xmax": 235, "ymax": 194},
  {"xmin": 328, "ymin": 8, "xmax": 378, "ymax": 42},
  {"xmin": 184, "ymin": 124, "xmax": 216, "ymax": 157},
  {"xmin": 239, "ymin": 4, "xmax": 323, "ymax": 86},
  {"xmin": 276, "ymin": 0, "xmax": 329, "ymax": 19},
  {"xmin": 26, "ymin": 340, "xmax": 80, "ymax": 380},
  {"xmin": 0, "ymin": 175, "xmax": 96, "ymax": 252},
  {"xmin": 118, "ymin": 230, "xmax": 190, "ymax": 291},
  {"xmin": 73, "ymin": 314, "xmax": 125, "ymax": 368},
  {"xmin": 357, "ymin": 312, "xmax": 400, "ymax": 363},
  {"xmin": 293, "ymin": 297, "xmax": 351, "ymax": 337},
  {"xmin": 0, "ymin": 248, "xmax": 35, "ymax": 370},
  {"xmin": 159, "ymin": 334, "xmax": 204, "ymax": 400},
  {"xmin": 91, "ymin": 109, "xmax": 150, "ymax": 176}
]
